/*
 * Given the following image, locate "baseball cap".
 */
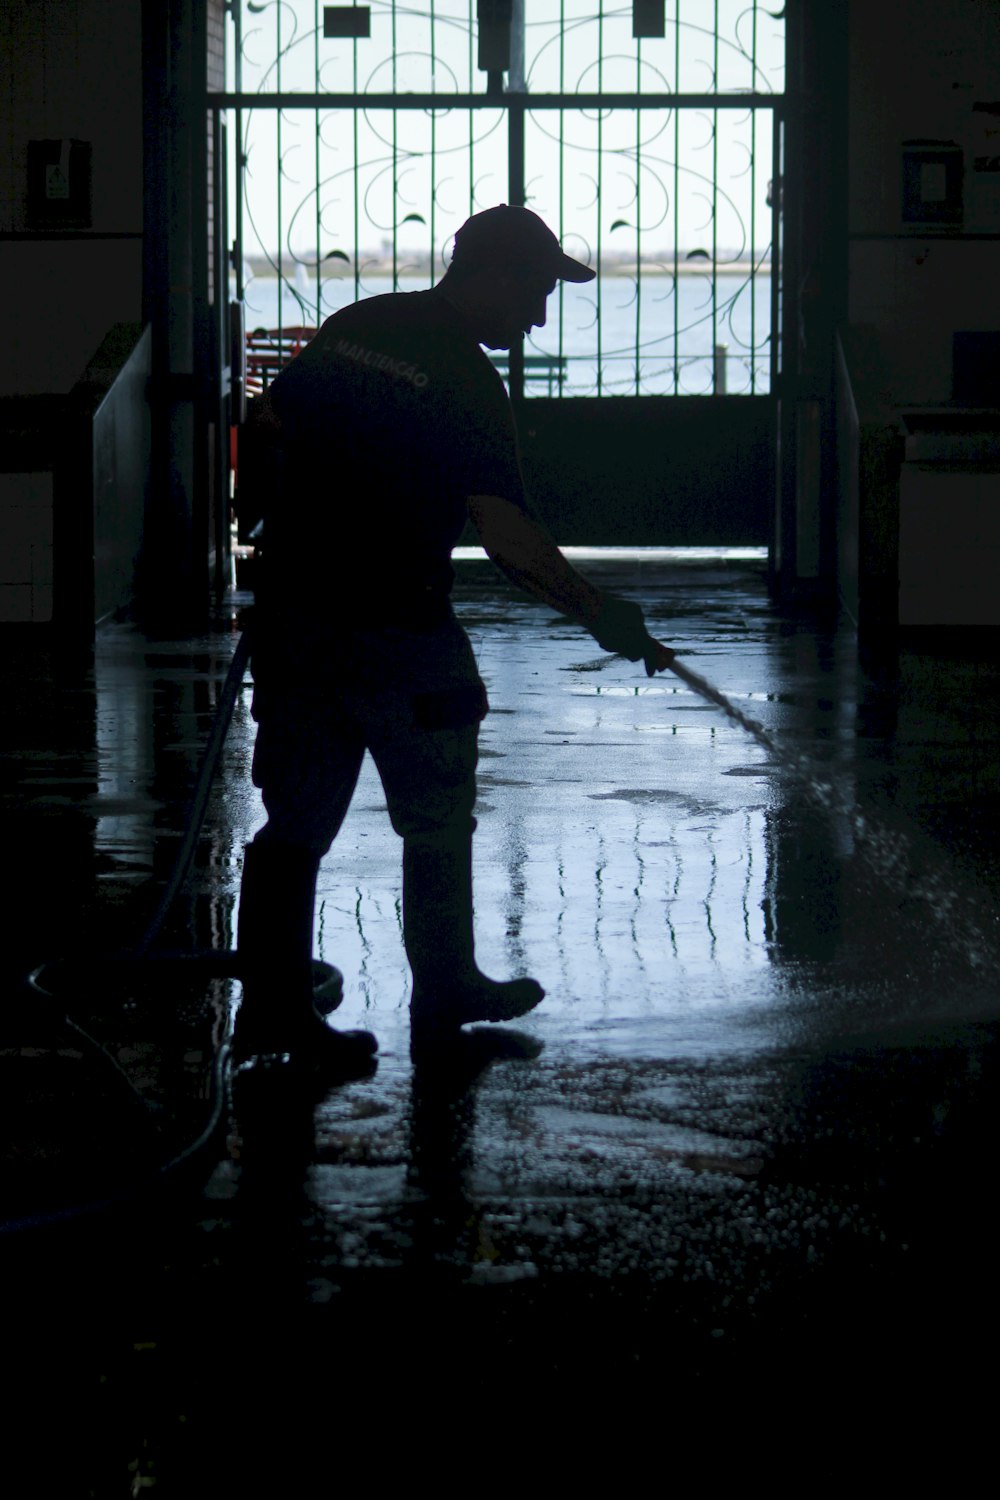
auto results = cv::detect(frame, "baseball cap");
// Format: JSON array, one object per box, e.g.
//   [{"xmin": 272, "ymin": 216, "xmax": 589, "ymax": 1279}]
[{"xmin": 451, "ymin": 205, "xmax": 597, "ymax": 283}]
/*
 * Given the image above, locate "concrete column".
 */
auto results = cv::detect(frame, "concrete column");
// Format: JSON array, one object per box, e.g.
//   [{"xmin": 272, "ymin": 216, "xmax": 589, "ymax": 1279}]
[{"xmin": 139, "ymin": 0, "xmax": 210, "ymax": 633}]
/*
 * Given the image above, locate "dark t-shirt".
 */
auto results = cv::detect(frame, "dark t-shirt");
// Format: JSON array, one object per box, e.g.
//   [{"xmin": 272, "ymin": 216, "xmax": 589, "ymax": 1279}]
[{"xmin": 264, "ymin": 288, "xmax": 527, "ymax": 603}]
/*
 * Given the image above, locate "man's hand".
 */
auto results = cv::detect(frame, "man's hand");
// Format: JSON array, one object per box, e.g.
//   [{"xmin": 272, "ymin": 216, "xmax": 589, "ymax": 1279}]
[
  {"xmin": 591, "ymin": 593, "xmax": 675, "ymax": 677},
  {"xmin": 590, "ymin": 593, "xmax": 648, "ymax": 658},
  {"xmin": 467, "ymin": 496, "xmax": 676, "ymax": 676},
  {"xmin": 650, "ymin": 640, "xmax": 676, "ymax": 673}
]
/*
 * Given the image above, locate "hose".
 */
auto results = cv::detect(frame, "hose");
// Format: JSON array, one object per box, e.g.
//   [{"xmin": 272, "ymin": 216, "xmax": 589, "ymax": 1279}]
[
  {"xmin": 135, "ymin": 625, "xmax": 254, "ymax": 956},
  {"xmin": 4, "ymin": 629, "xmax": 254, "ymax": 1237},
  {"xmin": 0, "ymin": 1043, "xmax": 230, "ymax": 1238}
]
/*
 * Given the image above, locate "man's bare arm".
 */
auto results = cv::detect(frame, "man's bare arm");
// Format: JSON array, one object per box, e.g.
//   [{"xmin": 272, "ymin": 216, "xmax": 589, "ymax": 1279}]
[
  {"xmin": 468, "ymin": 493, "xmax": 675, "ymax": 672},
  {"xmin": 468, "ymin": 493, "xmax": 601, "ymax": 626}
]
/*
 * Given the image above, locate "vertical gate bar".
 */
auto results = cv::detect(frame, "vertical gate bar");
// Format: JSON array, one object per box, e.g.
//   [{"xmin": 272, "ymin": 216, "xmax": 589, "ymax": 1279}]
[
  {"xmin": 635, "ymin": 42, "xmax": 642, "ymax": 395},
  {"xmin": 508, "ymin": 102, "xmax": 524, "ymax": 205},
  {"xmin": 314, "ymin": 0, "xmax": 321, "ymax": 327},
  {"xmin": 234, "ymin": 0, "xmax": 244, "ymax": 303},
  {"xmin": 392, "ymin": 0, "xmax": 398, "ymax": 289},
  {"xmin": 276, "ymin": 2, "xmax": 283, "ymax": 343},
  {"xmin": 673, "ymin": 2, "xmax": 680, "ymax": 394},
  {"xmin": 508, "ymin": 96, "xmax": 525, "ymax": 401},
  {"xmin": 222, "ymin": 110, "xmax": 234, "ymax": 537},
  {"xmin": 558, "ymin": 0, "xmax": 566, "ymax": 391},
  {"xmin": 750, "ymin": 106, "xmax": 758, "ymax": 394},
  {"xmin": 192, "ymin": 6, "xmax": 212, "ymax": 615},
  {"xmin": 751, "ymin": 1, "xmax": 759, "ymax": 393},
  {"xmin": 712, "ymin": 2, "xmax": 718, "ymax": 393},
  {"xmin": 213, "ymin": 105, "xmax": 228, "ymax": 593},
  {"xmin": 353, "ymin": 20, "xmax": 359, "ymax": 300},
  {"xmin": 771, "ymin": 104, "xmax": 781, "ymax": 394},
  {"xmin": 215, "ymin": 109, "xmax": 227, "ymax": 342},
  {"xmin": 468, "ymin": 0, "xmax": 474, "ymax": 219},
  {"xmin": 507, "ymin": 0, "xmax": 525, "ymax": 397},
  {"xmin": 596, "ymin": 5, "xmax": 604, "ymax": 395},
  {"xmin": 430, "ymin": 0, "xmax": 436, "ymax": 286}
]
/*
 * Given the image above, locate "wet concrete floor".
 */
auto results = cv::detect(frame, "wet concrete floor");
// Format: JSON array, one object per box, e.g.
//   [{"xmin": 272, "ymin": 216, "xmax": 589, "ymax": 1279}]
[{"xmin": 3, "ymin": 554, "xmax": 999, "ymax": 1478}]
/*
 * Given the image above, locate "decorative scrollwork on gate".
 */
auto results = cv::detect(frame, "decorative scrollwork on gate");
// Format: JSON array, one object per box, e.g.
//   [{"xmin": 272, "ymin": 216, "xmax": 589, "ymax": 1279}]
[{"xmin": 226, "ymin": 1, "xmax": 783, "ymax": 396}]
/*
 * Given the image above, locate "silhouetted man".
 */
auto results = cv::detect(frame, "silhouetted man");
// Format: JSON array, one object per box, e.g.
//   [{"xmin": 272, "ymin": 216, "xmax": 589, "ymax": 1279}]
[{"xmin": 236, "ymin": 205, "xmax": 672, "ymax": 1077}]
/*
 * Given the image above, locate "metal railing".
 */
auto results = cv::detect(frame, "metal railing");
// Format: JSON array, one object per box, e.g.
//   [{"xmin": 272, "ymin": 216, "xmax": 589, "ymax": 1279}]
[{"xmin": 213, "ymin": 2, "xmax": 784, "ymax": 398}]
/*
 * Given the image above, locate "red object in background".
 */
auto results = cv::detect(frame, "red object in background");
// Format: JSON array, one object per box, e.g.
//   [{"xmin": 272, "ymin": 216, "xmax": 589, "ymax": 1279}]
[
  {"xmin": 231, "ymin": 325, "xmax": 317, "ymax": 494},
  {"xmin": 244, "ymin": 325, "xmax": 317, "ymax": 397}
]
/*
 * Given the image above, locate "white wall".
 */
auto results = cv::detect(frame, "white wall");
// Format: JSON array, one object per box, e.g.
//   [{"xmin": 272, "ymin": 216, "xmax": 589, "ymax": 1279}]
[
  {"xmin": 0, "ymin": 471, "xmax": 53, "ymax": 621},
  {"xmin": 0, "ymin": 0, "xmax": 143, "ymax": 395},
  {"xmin": 848, "ymin": 0, "xmax": 1000, "ymax": 405}
]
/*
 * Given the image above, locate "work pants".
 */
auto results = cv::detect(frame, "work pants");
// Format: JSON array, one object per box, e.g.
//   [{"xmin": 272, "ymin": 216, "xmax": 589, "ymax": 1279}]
[{"xmin": 248, "ymin": 608, "xmax": 487, "ymax": 852}]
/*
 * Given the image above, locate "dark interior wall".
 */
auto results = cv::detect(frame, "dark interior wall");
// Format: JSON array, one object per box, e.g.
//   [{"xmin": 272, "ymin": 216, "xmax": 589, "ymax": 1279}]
[
  {"xmin": 835, "ymin": 0, "xmax": 1000, "ymax": 631},
  {"xmin": 0, "ymin": 1, "xmax": 143, "ymax": 396},
  {"xmin": 0, "ymin": 0, "xmax": 227, "ymax": 630},
  {"xmin": 768, "ymin": 2, "xmax": 999, "ymax": 604},
  {"xmin": 513, "ymin": 397, "xmax": 774, "ymax": 545},
  {"xmin": 0, "ymin": 2, "xmax": 147, "ymax": 631},
  {"xmin": 847, "ymin": 0, "xmax": 1000, "ymax": 399}
]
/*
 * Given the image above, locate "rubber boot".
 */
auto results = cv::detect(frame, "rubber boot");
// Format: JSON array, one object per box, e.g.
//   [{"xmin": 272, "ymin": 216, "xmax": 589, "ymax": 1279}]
[
  {"xmin": 402, "ymin": 831, "xmax": 544, "ymax": 1042},
  {"xmin": 235, "ymin": 840, "xmax": 376, "ymax": 1078}
]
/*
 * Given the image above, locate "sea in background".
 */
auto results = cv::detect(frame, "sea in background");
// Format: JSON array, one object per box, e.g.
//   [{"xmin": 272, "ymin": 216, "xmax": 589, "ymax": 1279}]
[{"xmin": 235, "ymin": 268, "xmax": 773, "ymax": 397}]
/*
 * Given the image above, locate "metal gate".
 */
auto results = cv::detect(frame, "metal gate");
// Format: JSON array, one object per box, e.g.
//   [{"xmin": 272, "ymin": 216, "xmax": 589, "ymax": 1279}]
[{"xmin": 211, "ymin": 2, "xmax": 784, "ymax": 402}]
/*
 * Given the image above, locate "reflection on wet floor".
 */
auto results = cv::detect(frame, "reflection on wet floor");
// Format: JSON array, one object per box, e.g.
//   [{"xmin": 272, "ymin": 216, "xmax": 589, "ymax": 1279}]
[{"xmin": 3, "ymin": 556, "xmax": 1000, "ymax": 1457}]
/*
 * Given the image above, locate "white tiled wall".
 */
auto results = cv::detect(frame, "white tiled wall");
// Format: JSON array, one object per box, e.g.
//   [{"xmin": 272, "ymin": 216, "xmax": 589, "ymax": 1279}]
[
  {"xmin": 847, "ymin": 3, "xmax": 1000, "ymax": 408},
  {"xmin": 848, "ymin": 1, "xmax": 1000, "ymax": 239},
  {"xmin": 0, "ymin": 241, "xmax": 142, "ymax": 395},
  {"xmin": 0, "ymin": 0, "xmax": 141, "ymax": 236},
  {"xmin": 0, "ymin": 472, "xmax": 54, "ymax": 622},
  {"xmin": 0, "ymin": 0, "xmax": 142, "ymax": 394},
  {"xmin": 899, "ymin": 466, "xmax": 1000, "ymax": 625},
  {"xmin": 848, "ymin": 237, "xmax": 1000, "ymax": 405}
]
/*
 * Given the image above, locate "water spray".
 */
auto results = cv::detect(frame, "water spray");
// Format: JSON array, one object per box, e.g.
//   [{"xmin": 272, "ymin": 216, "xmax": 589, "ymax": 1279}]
[{"xmin": 643, "ymin": 641, "xmax": 998, "ymax": 983}]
